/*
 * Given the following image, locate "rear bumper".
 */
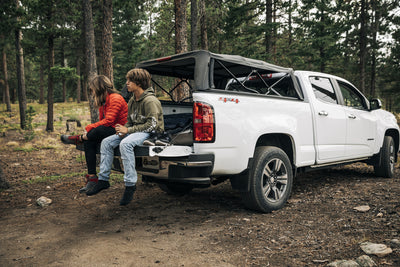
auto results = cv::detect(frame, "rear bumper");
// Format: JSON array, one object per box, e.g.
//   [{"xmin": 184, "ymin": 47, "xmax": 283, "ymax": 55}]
[{"xmin": 112, "ymin": 145, "xmax": 214, "ymax": 186}]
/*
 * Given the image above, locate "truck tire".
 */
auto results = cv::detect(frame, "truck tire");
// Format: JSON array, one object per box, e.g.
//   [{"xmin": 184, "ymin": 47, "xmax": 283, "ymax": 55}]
[
  {"xmin": 374, "ymin": 136, "xmax": 396, "ymax": 178},
  {"xmin": 159, "ymin": 183, "xmax": 193, "ymax": 195},
  {"xmin": 242, "ymin": 146, "xmax": 293, "ymax": 213}
]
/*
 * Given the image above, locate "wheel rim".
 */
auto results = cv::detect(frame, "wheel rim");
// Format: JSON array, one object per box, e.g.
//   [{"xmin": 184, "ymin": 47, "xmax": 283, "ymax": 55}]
[
  {"xmin": 389, "ymin": 141, "xmax": 395, "ymax": 173},
  {"xmin": 261, "ymin": 158, "xmax": 288, "ymax": 203}
]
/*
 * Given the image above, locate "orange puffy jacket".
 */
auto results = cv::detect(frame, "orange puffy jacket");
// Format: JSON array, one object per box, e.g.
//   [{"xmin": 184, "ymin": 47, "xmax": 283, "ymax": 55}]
[{"xmin": 85, "ymin": 93, "xmax": 128, "ymax": 133}]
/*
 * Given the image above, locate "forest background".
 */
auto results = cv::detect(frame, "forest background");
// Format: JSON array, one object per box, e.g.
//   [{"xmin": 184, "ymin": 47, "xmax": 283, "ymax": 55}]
[{"xmin": 1, "ymin": 0, "xmax": 400, "ymax": 131}]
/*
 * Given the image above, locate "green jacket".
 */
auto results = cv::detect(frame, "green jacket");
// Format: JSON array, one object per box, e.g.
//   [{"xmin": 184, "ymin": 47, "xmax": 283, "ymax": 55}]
[{"xmin": 125, "ymin": 87, "xmax": 164, "ymax": 134}]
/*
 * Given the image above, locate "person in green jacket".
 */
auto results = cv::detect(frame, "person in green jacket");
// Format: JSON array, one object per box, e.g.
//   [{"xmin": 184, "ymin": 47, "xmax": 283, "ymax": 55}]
[{"xmin": 86, "ymin": 68, "xmax": 164, "ymax": 205}]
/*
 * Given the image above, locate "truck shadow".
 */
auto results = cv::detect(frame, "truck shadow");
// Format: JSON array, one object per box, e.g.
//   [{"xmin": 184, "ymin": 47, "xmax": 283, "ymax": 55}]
[
  {"xmin": 72, "ymin": 163, "xmax": 398, "ymax": 235},
  {"xmin": 293, "ymin": 163, "xmax": 380, "ymax": 191}
]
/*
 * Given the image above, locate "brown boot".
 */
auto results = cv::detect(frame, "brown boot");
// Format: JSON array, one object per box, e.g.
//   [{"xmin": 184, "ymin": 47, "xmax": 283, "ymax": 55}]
[{"xmin": 61, "ymin": 134, "xmax": 83, "ymax": 145}]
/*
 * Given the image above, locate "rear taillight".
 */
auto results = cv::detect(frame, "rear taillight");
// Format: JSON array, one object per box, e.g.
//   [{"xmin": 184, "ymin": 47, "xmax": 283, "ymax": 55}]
[{"xmin": 193, "ymin": 102, "xmax": 215, "ymax": 142}]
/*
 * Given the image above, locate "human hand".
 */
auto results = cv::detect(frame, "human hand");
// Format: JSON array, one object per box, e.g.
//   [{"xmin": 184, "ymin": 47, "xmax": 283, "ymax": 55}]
[
  {"xmin": 81, "ymin": 133, "xmax": 88, "ymax": 140},
  {"xmin": 115, "ymin": 124, "xmax": 128, "ymax": 137}
]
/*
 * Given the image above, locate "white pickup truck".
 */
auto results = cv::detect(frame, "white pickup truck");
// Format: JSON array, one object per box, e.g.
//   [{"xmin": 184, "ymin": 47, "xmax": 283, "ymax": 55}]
[{"xmin": 115, "ymin": 50, "xmax": 399, "ymax": 213}]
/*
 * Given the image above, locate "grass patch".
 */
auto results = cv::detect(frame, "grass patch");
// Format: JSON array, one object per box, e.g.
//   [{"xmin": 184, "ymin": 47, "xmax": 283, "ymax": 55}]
[
  {"xmin": 12, "ymin": 142, "xmax": 55, "ymax": 152},
  {"xmin": 75, "ymin": 154, "xmax": 85, "ymax": 163},
  {"xmin": 0, "ymin": 111, "xmax": 20, "ymax": 134},
  {"xmin": 22, "ymin": 171, "xmax": 86, "ymax": 184},
  {"xmin": 22, "ymin": 172, "xmax": 124, "ymax": 185},
  {"xmin": 110, "ymin": 172, "xmax": 124, "ymax": 185},
  {"xmin": 14, "ymin": 146, "xmax": 38, "ymax": 152},
  {"xmin": 1, "ymin": 102, "xmax": 91, "ymax": 134}
]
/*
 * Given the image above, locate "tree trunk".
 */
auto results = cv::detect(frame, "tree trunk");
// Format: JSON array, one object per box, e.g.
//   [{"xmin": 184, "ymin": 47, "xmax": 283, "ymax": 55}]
[
  {"xmin": 319, "ymin": 9, "xmax": 326, "ymax": 73},
  {"xmin": 46, "ymin": 34, "xmax": 55, "ymax": 132},
  {"xmin": 76, "ymin": 57, "xmax": 81, "ymax": 103},
  {"xmin": 359, "ymin": 0, "xmax": 368, "ymax": 94},
  {"xmin": 2, "ymin": 49, "xmax": 11, "ymax": 112},
  {"xmin": 272, "ymin": 1, "xmax": 277, "ymax": 62},
  {"xmin": 199, "ymin": 0, "xmax": 208, "ymax": 50},
  {"xmin": 175, "ymin": 0, "xmax": 188, "ymax": 54},
  {"xmin": 343, "ymin": 11, "xmax": 351, "ymax": 77},
  {"xmin": 83, "ymin": 0, "xmax": 99, "ymax": 123},
  {"xmin": 288, "ymin": 0, "xmax": 292, "ymax": 46},
  {"xmin": 39, "ymin": 59, "xmax": 45, "ymax": 104},
  {"xmin": 174, "ymin": 0, "xmax": 189, "ymax": 102},
  {"xmin": 370, "ymin": 0, "xmax": 379, "ymax": 98},
  {"xmin": 191, "ymin": 0, "xmax": 198, "ymax": 51},
  {"xmin": 101, "ymin": 0, "xmax": 113, "ymax": 82},
  {"xmin": 62, "ymin": 77, "xmax": 66, "ymax": 102},
  {"xmin": 61, "ymin": 39, "xmax": 67, "ymax": 102},
  {"xmin": 14, "ymin": 1, "xmax": 27, "ymax": 130},
  {"xmin": 265, "ymin": 0, "xmax": 273, "ymax": 59},
  {"xmin": 82, "ymin": 77, "xmax": 88, "ymax": 102}
]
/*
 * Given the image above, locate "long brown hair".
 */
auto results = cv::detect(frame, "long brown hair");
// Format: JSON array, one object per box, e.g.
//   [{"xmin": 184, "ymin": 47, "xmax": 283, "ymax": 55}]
[{"xmin": 89, "ymin": 75, "xmax": 119, "ymax": 107}]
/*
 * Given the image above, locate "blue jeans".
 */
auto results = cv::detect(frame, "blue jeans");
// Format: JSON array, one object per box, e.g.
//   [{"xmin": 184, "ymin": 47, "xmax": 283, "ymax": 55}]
[{"xmin": 98, "ymin": 132, "xmax": 150, "ymax": 186}]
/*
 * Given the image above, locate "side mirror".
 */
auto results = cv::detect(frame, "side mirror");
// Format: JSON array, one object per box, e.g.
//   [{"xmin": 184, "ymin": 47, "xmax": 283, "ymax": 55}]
[{"xmin": 370, "ymin": 98, "xmax": 382, "ymax": 110}]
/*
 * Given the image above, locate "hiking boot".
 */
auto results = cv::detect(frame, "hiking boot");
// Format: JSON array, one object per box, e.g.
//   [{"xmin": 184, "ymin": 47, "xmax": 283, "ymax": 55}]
[
  {"xmin": 61, "ymin": 134, "xmax": 82, "ymax": 145},
  {"xmin": 79, "ymin": 175, "xmax": 98, "ymax": 193},
  {"xmin": 119, "ymin": 185, "xmax": 136, "ymax": 206},
  {"xmin": 86, "ymin": 180, "xmax": 110, "ymax": 196}
]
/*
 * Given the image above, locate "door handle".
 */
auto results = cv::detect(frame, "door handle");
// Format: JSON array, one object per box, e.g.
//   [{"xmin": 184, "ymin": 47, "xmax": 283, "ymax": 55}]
[
  {"xmin": 318, "ymin": 111, "xmax": 328, "ymax": 116},
  {"xmin": 348, "ymin": 114, "xmax": 356, "ymax": 119}
]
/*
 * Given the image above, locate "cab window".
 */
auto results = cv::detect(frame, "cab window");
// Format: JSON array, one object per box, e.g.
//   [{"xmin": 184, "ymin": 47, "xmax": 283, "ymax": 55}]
[{"xmin": 338, "ymin": 81, "xmax": 367, "ymax": 110}]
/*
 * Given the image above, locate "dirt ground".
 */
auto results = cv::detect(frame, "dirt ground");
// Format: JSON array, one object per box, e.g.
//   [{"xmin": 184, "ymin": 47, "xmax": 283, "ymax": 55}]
[{"xmin": 0, "ymin": 129, "xmax": 399, "ymax": 266}]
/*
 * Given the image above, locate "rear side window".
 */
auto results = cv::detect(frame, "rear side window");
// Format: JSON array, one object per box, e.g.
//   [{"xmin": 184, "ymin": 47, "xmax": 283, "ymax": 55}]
[
  {"xmin": 226, "ymin": 73, "xmax": 299, "ymax": 98},
  {"xmin": 310, "ymin": 76, "xmax": 337, "ymax": 104},
  {"xmin": 212, "ymin": 59, "xmax": 301, "ymax": 99}
]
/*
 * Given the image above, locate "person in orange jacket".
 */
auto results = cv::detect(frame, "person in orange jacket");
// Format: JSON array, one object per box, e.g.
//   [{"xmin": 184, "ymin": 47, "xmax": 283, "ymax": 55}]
[
  {"xmin": 86, "ymin": 69, "xmax": 164, "ymax": 205},
  {"xmin": 61, "ymin": 75, "xmax": 128, "ymax": 193}
]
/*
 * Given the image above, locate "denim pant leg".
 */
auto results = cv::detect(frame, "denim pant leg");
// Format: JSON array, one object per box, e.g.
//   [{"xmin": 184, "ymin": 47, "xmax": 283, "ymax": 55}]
[
  {"xmin": 98, "ymin": 134, "xmax": 122, "ymax": 182},
  {"xmin": 119, "ymin": 132, "xmax": 150, "ymax": 186}
]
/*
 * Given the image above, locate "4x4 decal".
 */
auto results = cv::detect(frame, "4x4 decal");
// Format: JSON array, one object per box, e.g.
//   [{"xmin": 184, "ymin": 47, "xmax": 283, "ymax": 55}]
[{"xmin": 218, "ymin": 97, "xmax": 240, "ymax": 104}]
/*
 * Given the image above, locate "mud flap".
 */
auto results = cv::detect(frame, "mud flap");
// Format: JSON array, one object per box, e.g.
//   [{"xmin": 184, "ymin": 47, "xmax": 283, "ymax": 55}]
[{"xmin": 230, "ymin": 170, "xmax": 250, "ymax": 192}]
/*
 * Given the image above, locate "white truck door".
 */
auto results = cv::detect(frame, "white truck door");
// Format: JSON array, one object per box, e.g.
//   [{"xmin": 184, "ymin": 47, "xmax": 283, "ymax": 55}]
[
  {"xmin": 336, "ymin": 80, "xmax": 377, "ymax": 157},
  {"xmin": 309, "ymin": 76, "xmax": 347, "ymax": 163}
]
